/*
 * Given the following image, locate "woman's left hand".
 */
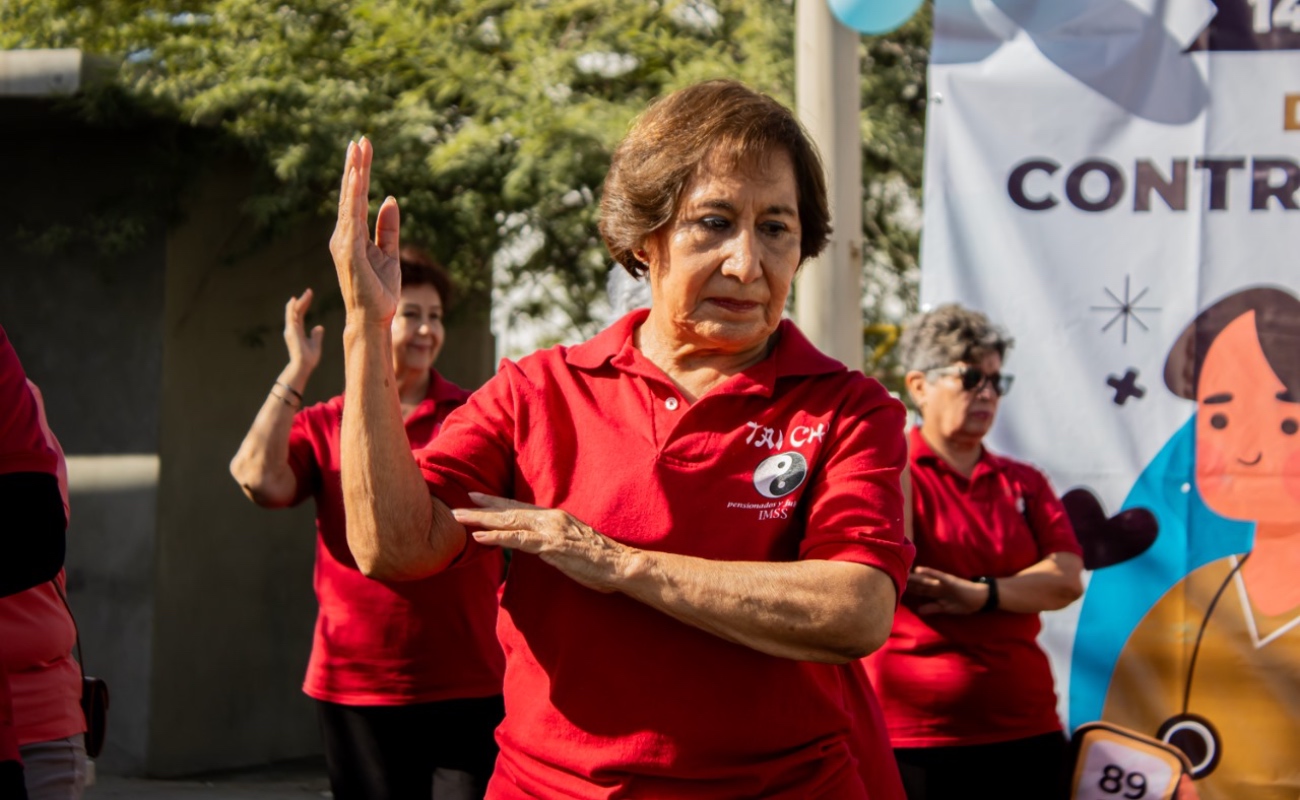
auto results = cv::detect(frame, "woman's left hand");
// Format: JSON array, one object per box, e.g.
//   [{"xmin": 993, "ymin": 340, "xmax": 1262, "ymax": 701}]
[
  {"xmin": 453, "ymin": 493, "xmax": 634, "ymax": 593},
  {"xmin": 906, "ymin": 566, "xmax": 988, "ymax": 615}
]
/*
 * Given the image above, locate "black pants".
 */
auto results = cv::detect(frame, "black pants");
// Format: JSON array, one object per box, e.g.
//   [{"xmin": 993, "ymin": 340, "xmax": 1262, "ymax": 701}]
[
  {"xmin": 317, "ymin": 695, "xmax": 505, "ymax": 800},
  {"xmin": 0, "ymin": 761, "xmax": 27, "ymax": 800},
  {"xmin": 895, "ymin": 731, "xmax": 1070, "ymax": 800}
]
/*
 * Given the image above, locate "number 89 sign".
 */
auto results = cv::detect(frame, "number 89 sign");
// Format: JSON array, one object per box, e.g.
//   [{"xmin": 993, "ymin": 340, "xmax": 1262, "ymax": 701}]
[{"xmin": 1070, "ymin": 724, "xmax": 1189, "ymax": 800}]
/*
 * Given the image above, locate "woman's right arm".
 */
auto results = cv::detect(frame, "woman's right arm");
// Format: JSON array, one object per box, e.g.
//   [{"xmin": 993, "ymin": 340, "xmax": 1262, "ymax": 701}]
[
  {"xmin": 229, "ymin": 290, "xmax": 324, "ymax": 508},
  {"xmin": 332, "ymin": 138, "xmax": 466, "ymax": 580}
]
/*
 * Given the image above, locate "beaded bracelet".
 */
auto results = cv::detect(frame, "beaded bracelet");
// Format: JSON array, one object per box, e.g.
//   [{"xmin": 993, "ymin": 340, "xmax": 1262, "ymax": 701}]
[
  {"xmin": 275, "ymin": 381, "xmax": 304, "ymax": 403},
  {"xmin": 270, "ymin": 388, "xmax": 300, "ymax": 409}
]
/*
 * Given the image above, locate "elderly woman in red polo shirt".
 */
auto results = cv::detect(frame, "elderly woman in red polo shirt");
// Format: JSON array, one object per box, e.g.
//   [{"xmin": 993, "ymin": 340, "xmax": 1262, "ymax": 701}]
[
  {"xmin": 326, "ymin": 80, "xmax": 914, "ymax": 799},
  {"xmin": 230, "ymin": 250, "xmax": 505, "ymax": 800},
  {"xmin": 864, "ymin": 303, "xmax": 1084, "ymax": 800}
]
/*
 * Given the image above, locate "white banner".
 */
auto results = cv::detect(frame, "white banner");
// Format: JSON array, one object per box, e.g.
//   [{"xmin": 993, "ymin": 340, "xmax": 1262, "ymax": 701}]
[{"xmin": 922, "ymin": 2, "xmax": 1300, "ymax": 797}]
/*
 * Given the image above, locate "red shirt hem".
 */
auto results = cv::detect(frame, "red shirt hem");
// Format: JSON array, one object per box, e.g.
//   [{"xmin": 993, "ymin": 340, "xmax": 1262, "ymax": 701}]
[
  {"xmin": 303, "ymin": 679, "xmax": 506, "ymax": 707},
  {"xmin": 888, "ymin": 719, "xmax": 1064, "ymax": 748}
]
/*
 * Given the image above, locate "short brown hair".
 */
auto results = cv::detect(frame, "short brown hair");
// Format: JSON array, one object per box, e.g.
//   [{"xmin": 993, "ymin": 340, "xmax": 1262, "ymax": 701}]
[
  {"xmin": 1164, "ymin": 286, "xmax": 1300, "ymax": 400},
  {"xmin": 399, "ymin": 245, "xmax": 454, "ymax": 310},
  {"xmin": 599, "ymin": 79, "xmax": 831, "ymax": 277},
  {"xmin": 897, "ymin": 303, "xmax": 1014, "ymax": 373}
]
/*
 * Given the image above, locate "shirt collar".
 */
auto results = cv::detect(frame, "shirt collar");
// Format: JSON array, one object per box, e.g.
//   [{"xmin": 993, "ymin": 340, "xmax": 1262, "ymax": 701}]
[
  {"xmin": 407, "ymin": 369, "xmax": 469, "ymax": 423},
  {"xmin": 565, "ymin": 310, "xmax": 846, "ymax": 394},
  {"xmin": 564, "ymin": 309, "xmax": 647, "ymax": 370},
  {"xmin": 908, "ymin": 426, "xmax": 939, "ymax": 463},
  {"xmin": 425, "ymin": 369, "xmax": 469, "ymax": 404},
  {"xmin": 908, "ymin": 426, "xmax": 1005, "ymax": 477}
]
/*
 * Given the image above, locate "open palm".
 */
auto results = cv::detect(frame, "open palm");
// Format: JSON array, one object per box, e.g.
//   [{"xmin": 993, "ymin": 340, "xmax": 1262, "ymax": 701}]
[
  {"xmin": 284, "ymin": 288, "xmax": 325, "ymax": 372},
  {"xmin": 329, "ymin": 137, "xmax": 401, "ymax": 326}
]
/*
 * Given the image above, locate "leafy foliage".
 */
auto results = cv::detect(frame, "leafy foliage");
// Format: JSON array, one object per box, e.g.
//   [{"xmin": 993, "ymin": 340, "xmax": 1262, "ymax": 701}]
[
  {"xmin": 860, "ymin": 3, "xmax": 930, "ymax": 380},
  {"xmin": 2, "ymin": 0, "xmax": 928, "ymax": 343}
]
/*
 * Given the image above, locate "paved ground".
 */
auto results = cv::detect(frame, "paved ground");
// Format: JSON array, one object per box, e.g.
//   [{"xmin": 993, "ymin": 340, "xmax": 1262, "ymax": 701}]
[{"xmin": 85, "ymin": 759, "xmax": 331, "ymax": 799}]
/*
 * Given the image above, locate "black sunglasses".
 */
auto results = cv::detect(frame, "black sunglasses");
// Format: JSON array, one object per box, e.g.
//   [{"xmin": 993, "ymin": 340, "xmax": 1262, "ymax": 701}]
[{"xmin": 921, "ymin": 365, "xmax": 1014, "ymax": 397}]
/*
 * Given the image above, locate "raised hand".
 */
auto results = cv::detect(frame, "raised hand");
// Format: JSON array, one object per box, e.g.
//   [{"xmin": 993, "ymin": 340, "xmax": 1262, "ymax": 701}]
[
  {"xmin": 328, "ymin": 137, "xmax": 401, "ymax": 327},
  {"xmin": 284, "ymin": 288, "xmax": 325, "ymax": 374}
]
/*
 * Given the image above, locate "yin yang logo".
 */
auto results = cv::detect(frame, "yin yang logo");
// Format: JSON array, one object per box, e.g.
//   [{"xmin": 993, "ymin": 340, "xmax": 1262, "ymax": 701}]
[{"xmin": 752, "ymin": 452, "xmax": 808, "ymax": 499}]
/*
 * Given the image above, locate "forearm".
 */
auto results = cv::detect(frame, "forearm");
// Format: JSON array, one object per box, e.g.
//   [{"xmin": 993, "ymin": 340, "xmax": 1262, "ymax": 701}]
[
  {"xmin": 995, "ymin": 553, "xmax": 1084, "ymax": 613},
  {"xmin": 617, "ymin": 553, "xmax": 896, "ymax": 664},
  {"xmin": 341, "ymin": 324, "xmax": 463, "ymax": 579},
  {"xmin": 230, "ymin": 363, "xmax": 312, "ymax": 506}
]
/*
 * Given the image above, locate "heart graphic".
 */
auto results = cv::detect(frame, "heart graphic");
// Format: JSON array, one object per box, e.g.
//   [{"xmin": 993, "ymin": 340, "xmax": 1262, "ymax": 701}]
[{"xmin": 1062, "ymin": 488, "xmax": 1159, "ymax": 570}]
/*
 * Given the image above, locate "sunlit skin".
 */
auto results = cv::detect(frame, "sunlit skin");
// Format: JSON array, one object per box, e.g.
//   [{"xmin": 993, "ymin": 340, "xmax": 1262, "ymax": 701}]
[
  {"xmin": 390, "ymin": 283, "xmax": 444, "ymax": 415},
  {"xmin": 1194, "ymin": 311, "xmax": 1300, "ymax": 616},
  {"xmin": 904, "ymin": 352, "xmax": 1004, "ymax": 477},
  {"xmin": 636, "ymin": 148, "xmax": 802, "ymax": 401}
]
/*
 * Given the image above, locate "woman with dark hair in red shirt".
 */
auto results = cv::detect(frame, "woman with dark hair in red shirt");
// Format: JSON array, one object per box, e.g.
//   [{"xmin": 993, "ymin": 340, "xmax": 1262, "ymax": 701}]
[
  {"xmin": 325, "ymin": 80, "xmax": 914, "ymax": 799},
  {"xmin": 230, "ymin": 250, "xmax": 504, "ymax": 800},
  {"xmin": 866, "ymin": 303, "xmax": 1085, "ymax": 800}
]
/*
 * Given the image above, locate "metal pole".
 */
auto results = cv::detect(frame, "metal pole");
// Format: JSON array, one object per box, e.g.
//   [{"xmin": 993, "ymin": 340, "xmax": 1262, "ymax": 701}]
[{"xmin": 794, "ymin": 0, "xmax": 863, "ymax": 369}]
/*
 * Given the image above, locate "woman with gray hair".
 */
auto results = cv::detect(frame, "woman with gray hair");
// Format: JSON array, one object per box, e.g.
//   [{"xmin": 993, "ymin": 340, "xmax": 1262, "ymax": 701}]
[{"xmin": 864, "ymin": 303, "xmax": 1084, "ymax": 800}]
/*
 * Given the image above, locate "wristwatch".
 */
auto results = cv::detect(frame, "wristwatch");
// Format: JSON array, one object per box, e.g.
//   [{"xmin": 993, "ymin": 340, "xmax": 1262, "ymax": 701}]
[{"xmin": 973, "ymin": 576, "xmax": 999, "ymax": 612}]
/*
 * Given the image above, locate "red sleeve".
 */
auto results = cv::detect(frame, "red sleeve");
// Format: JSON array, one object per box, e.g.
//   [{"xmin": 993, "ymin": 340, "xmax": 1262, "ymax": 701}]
[
  {"xmin": 798, "ymin": 378, "xmax": 915, "ymax": 601},
  {"xmin": 1024, "ymin": 466, "xmax": 1083, "ymax": 559},
  {"xmin": 415, "ymin": 362, "xmax": 517, "ymax": 513},
  {"xmin": 0, "ymin": 327, "xmax": 56, "ymax": 478},
  {"xmin": 414, "ymin": 363, "xmax": 519, "ymax": 568},
  {"xmin": 286, "ymin": 402, "xmax": 329, "ymax": 507},
  {"xmin": 27, "ymin": 381, "xmax": 69, "ymax": 519}
]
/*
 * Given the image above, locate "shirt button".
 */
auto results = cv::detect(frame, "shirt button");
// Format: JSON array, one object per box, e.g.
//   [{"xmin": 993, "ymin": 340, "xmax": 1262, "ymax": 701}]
[{"xmin": 665, "ymin": 397, "xmax": 680, "ymax": 411}]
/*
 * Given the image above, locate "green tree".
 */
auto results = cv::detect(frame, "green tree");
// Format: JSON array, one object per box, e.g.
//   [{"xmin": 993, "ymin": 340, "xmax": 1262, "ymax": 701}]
[
  {"xmin": 1, "ymin": 0, "xmax": 928, "ymax": 354},
  {"xmin": 860, "ymin": 3, "xmax": 929, "ymax": 381}
]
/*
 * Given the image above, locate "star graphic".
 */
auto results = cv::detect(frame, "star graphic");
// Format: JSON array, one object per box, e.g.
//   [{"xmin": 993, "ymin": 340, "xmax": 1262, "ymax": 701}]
[{"xmin": 1091, "ymin": 276, "xmax": 1160, "ymax": 344}]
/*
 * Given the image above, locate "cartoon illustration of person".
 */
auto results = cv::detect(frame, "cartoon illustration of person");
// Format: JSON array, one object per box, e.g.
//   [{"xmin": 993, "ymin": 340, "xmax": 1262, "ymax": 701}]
[{"xmin": 1077, "ymin": 286, "xmax": 1300, "ymax": 800}]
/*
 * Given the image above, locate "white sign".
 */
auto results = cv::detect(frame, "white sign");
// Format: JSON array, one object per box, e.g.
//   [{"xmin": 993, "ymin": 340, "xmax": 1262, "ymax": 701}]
[{"xmin": 924, "ymin": 2, "xmax": 1300, "ymax": 797}]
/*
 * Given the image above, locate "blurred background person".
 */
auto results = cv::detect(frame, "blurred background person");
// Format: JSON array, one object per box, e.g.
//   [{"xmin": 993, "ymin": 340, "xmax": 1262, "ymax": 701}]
[
  {"xmin": 0, "ymin": 326, "xmax": 68, "ymax": 800},
  {"xmin": 0, "ymin": 379, "xmax": 86, "ymax": 800},
  {"xmin": 229, "ymin": 249, "xmax": 505, "ymax": 800},
  {"xmin": 865, "ymin": 303, "xmax": 1084, "ymax": 800},
  {"xmin": 328, "ymin": 80, "xmax": 912, "ymax": 799}
]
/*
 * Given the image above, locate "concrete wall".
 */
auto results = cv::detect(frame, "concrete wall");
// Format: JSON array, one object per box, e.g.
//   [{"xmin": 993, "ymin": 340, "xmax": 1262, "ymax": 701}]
[
  {"xmin": 149, "ymin": 163, "xmax": 329, "ymax": 776},
  {"xmin": 1, "ymin": 101, "xmax": 495, "ymax": 777},
  {"xmin": 64, "ymin": 455, "xmax": 160, "ymax": 775}
]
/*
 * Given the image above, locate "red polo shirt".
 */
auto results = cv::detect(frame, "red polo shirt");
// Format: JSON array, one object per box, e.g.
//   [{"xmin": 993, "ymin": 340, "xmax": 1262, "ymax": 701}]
[
  {"xmin": 416, "ymin": 309, "xmax": 914, "ymax": 799},
  {"xmin": 840, "ymin": 659, "xmax": 908, "ymax": 800},
  {"xmin": 0, "ymin": 326, "xmax": 59, "ymax": 764},
  {"xmin": 865, "ymin": 427, "xmax": 1082, "ymax": 748},
  {"xmin": 0, "ymin": 329, "xmax": 55, "ymax": 480},
  {"xmin": 287, "ymin": 370, "xmax": 505, "ymax": 705},
  {"xmin": 0, "ymin": 381, "xmax": 82, "ymax": 747}
]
